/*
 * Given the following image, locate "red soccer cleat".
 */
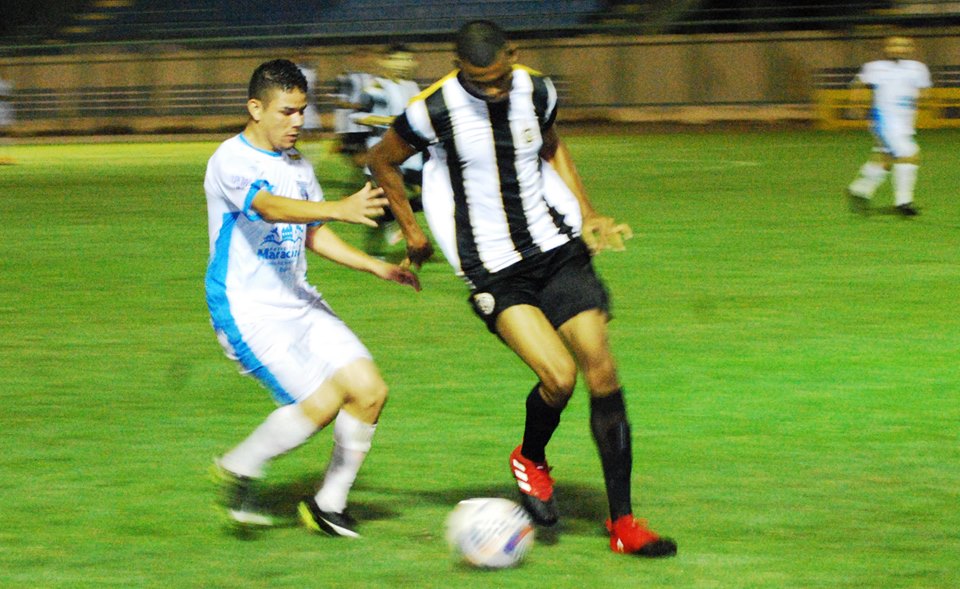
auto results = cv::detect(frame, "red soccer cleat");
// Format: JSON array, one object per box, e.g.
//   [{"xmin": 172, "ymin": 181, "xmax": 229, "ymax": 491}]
[
  {"xmin": 606, "ymin": 515, "xmax": 678, "ymax": 557},
  {"xmin": 509, "ymin": 445, "xmax": 559, "ymax": 526}
]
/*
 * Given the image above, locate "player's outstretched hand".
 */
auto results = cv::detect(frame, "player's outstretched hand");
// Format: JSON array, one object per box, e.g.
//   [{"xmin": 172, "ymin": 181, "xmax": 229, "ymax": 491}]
[
  {"xmin": 339, "ymin": 182, "xmax": 389, "ymax": 227},
  {"xmin": 581, "ymin": 214, "xmax": 633, "ymax": 254},
  {"xmin": 400, "ymin": 235, "xmax": 434, "ymax": 271},
  {"xmin": 374, "ymin": 261, "xmax": 421, "ymax": 292}
]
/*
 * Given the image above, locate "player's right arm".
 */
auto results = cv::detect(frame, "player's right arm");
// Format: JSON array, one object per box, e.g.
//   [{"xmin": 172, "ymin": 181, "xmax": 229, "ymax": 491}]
[
  {"xmin": 367, "ymin": 128, "xmax": 434, "ymax": 268},
  {"xmin": 251, "ymin": 182, "xmax": 387, "ymax": 227}
]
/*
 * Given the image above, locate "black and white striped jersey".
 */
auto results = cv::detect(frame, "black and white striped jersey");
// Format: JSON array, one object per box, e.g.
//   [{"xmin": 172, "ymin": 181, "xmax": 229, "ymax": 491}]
[{"xmin": 393, "ymin": 65, "xmax": 583, "ymax": 286}]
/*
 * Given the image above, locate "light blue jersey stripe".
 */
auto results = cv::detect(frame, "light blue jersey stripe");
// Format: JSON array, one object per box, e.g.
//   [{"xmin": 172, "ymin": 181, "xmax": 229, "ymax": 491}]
[
  {"xmin": 869, "ymin": 107, "xmax": 893, "ymax": 153},
  {"xmin": 243, "ymin": 179, "xmax": 272, "ymax": 221},
  {"xmin": 239, "ymin": 133, "xmax": 282, "ymax": 157},
  {"xmin": 205, "ymin": 211, "xmax": 296, "ymax": 405}
]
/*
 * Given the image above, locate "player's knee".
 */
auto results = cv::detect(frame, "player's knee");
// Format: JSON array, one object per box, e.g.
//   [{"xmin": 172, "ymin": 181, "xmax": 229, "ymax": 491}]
[
  {"xmin": 346, "ymin": 373, "xmax": 389, "ymax": 415},
  {"xmin": 582, "ymin": 355, "xmax": 619, "ymax": 393},
  {"xmin": 539, "ymin": 360, "xmax": 577, "ymax": 407}
]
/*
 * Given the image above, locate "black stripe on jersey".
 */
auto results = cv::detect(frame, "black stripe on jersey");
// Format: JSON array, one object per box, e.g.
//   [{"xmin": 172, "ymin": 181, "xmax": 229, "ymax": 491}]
[
  {"xmin": 393, "ymin": 113, "xmax": 431, "ymax": 152},
  {"xmin": 488, "ymin": 100, "xmax": 537, "ymax": 256},
  {"xmin": 545, "ymin": 200, "xmax": 576, "ymax": 240},
  {"xmin": 531, "ymin": 74, "xmax": 550, "ymax": 130},
  {"xmin": 424, "ymin": 90, "xmax": 487, "ymax": 281},
  {"xmin": 535, "ymin": 157, "xmax": 576, "ymax": 240}
]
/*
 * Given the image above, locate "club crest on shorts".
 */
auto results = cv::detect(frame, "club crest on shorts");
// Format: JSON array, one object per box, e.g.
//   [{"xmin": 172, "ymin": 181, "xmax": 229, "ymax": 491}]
[{"xmin": 473, "ymin": 292, "xmax": 496, "ymax": 316}]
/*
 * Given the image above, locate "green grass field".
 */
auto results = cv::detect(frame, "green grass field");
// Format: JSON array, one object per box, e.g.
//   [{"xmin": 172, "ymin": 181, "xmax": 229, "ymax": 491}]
[{"xmin": 1, "ymin": 128, "xmax": 957, "ymax": 588}]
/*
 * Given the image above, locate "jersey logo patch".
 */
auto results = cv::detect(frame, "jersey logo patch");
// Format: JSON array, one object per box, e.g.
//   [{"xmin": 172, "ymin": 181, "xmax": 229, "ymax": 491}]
[
  {"xmin": 473, "ymin": 292, "xmax": 496, "ymax": 316},
  {"xmin": 257, "ymin": 224, "xmax": 305, "ymax": 273},
  {"xmin": 262, "ymin": 224, "xmax": 305, "ymax": 246}
]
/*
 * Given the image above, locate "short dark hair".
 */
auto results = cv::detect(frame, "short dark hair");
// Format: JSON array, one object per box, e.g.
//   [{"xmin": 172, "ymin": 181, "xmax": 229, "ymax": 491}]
[
  {"xmin": 248, "ymin": 59, "xmax": 308, "ymax": 101},
  {"xmin": 456, "ymin": 20, "xmax": 506, "ymax": 67}
]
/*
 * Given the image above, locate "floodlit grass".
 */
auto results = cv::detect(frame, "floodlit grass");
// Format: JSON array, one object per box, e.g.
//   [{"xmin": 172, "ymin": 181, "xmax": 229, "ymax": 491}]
[{"xmin": 0, "ymin": 129, "xmax": 957, "ymax": 588}]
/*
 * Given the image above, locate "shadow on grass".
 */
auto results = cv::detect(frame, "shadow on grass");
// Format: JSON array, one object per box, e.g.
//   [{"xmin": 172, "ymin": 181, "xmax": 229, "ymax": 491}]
[
  {"xmin": 363, "ymin": 480, "xmax": 611, "ymax": 543},
  {"xmin": 237, "ymin": 474, "xmax": 610, "ymax": 542}
]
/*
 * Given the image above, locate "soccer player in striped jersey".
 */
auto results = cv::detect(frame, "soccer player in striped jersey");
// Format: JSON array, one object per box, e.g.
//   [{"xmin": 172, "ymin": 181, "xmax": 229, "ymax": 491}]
[
  {"xmin": 353, "ymin": 44, "xmax": 425, "ymax": 253},
  {"xmin": 333, "ymin": 48, "xmax": 376, "ymax": 173},
  {"xmin": 846, "ymin": 35, "xmax": 931, "ymax": 216},
  {"xmin": 367, "ymin": 20, "xmax": 676, "ymax": 557},
  {"xmin": 204, "ymin": 59, "xmax": 420, "ymax": 537}
]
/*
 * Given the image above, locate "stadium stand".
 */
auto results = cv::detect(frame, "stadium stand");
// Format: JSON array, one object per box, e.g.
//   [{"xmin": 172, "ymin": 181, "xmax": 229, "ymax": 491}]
[
  {"xmin": 1, "ymin": 0, "xmax": 606, "ymax": 50},
  {"xmin": 3, "ymin": 0, "xmax": 960, "ymax": 134},
  {"xmin": 594, "ymin": 0, "xmax": 960, "ymax": 33},
  {"xmin": 5, "ymin": 1, "xmax": 960, "ymax": 52}
]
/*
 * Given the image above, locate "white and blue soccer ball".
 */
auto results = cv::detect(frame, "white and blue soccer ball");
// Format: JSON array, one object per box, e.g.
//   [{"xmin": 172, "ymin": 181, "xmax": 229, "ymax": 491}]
[{"xmin": 445, "ymin": 497, "xmax": 535, "ymax": 568}]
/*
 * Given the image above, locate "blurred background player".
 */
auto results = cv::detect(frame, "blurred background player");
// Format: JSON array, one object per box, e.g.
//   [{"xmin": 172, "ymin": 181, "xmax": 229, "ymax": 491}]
[
  {"xmin": 331, "ymin": 47, "xmax": 376, "ymax": 177},
  {"xmin": 846, "ymin": 35, "xmax": 931, "ymax": 216},
  {"xmin": 296, "ymin": 59, "xmax": 322, "ymax": 138},
  {"xmin": 353, "ymin": 44, "xmax": 424, "ymax": 255},
  {"xmin": 0, "ymin": 71, "xmax": 15, "ymax": 165},
  {"xmin": 205, "ymin": 58, "xmax": 420, "ymax": 537},
  {"xmin": 367, "ymin": 20, "xmax": 676, "ymax": 557}
]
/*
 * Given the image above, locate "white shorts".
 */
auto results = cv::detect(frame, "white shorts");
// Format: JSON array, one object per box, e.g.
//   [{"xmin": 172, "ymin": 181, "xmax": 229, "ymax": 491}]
[
  {"xmin": 215, "ymin": 300, "xmax": 372, "ymax": 405},
  {"xmin": 871, "ymin": 119, "xmax": 919, "ymax": 159}
]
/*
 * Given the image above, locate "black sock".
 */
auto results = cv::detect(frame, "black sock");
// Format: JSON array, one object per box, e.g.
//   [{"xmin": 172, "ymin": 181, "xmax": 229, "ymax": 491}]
[
  {"xmin": 520, "ymin": 384, "xmax": 562, "ymax": 463},
  {"xmin": 590, "ymin": 390, "xmax": 632, "ymax": 521}
]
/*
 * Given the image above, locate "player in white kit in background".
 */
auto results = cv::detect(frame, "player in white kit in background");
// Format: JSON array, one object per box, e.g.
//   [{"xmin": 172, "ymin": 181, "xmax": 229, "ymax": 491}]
[
  {"xmin": 847, "ymin": 35, "xmax": 931, "ymax": 216},
  {"xmin": 204, "ymin": 59, "xmax": 420, "ymax": 537}
]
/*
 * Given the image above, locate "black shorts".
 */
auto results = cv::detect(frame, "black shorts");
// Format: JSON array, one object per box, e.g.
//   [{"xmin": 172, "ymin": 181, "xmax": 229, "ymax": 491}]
[{"xmin": 468, "ymin": 239, "xmax": 611, "ymax": 334}]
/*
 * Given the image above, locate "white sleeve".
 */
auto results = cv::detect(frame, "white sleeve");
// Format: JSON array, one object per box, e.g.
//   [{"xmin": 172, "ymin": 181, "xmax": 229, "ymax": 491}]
[
  {"xmin": 856, "ymin": 62, "xmax": 877, "ymax": 86},
  {"xmin": 404, "ymin": 98, "xmax": 437, "ymax": 144},
  {"xmin": 916, "ymin": 62, "xmax": 932, "ymax": 89},
  {"xmin": 206, "ymin": 151, "xmax": 269, "ymax": 221}
]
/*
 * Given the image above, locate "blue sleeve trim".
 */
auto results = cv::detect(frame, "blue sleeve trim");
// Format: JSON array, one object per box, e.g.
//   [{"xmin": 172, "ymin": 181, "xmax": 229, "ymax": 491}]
[{"xmin": 244, "ymin": 179, "xmax": 272, "ymax": 221}]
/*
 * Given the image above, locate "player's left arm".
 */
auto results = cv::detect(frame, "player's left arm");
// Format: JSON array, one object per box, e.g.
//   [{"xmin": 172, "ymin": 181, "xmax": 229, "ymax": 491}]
[
  {"xmin": 540, "ymin": 126, "xmax": 632, "ymax": 253},
  {"xmin": 306, "ymin": 224, "xmax": 420, "ymax": 291}
]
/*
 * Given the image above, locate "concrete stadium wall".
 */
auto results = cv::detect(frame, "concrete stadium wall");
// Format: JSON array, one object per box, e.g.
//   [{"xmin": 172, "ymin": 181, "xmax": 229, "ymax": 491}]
[{"xmin": 2, "ymin": 28, "xmax": 959, "ymax": 134}]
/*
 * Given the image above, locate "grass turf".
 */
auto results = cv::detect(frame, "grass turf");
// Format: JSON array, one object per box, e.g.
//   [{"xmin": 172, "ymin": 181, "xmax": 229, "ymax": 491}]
[{"xmin": 0, "ymin": 129, "xmax": 957, "ymax": 588}]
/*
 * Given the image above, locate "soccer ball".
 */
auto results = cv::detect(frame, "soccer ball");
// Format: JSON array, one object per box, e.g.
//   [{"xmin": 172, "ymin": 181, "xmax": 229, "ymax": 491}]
[{"xmin": 445, "ymin": 497, "xmax": 535, "ymax": 568}]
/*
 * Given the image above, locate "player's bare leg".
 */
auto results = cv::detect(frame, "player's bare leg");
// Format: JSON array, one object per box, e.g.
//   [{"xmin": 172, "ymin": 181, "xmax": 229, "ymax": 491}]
[
  {"xmin": 560, "ymin": 310, "xmax": 677, "ymax": 557},
  {"xmin": 497, "ymin": 305, "xmax": 576, "ymax": 526},
  {"xmin": 299, "ymin": 358, "xmax": 385, "ymax": 538}
]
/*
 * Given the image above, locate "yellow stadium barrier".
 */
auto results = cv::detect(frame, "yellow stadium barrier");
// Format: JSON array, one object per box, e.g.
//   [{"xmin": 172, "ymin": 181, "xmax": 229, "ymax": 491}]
[{"xmin": 815, "ymin": 88, "xmax": 960, "ymax": 130}]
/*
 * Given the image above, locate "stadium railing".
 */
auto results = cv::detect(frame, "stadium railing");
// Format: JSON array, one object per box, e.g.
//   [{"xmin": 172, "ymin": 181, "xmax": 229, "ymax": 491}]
[{"xmin": 813, "ymin": 65, "xmax": 960, "ymax": 129}]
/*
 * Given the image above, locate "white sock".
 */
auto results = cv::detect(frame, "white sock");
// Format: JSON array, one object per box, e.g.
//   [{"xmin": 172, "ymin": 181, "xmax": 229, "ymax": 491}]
[
  {"xmin": 314, "ymin": 410, "xmax": 377, "ymax": 513},
  {"xmin": 848, "ymin": 161, "xmax": 889, "ymax": 198},
  {"xmin": 220, "ymin": 403, "xmax": 319, "ymax": 478},
  {"xmin": 893, "ymin": 163, "xmax": 919, "ymax": 206}
]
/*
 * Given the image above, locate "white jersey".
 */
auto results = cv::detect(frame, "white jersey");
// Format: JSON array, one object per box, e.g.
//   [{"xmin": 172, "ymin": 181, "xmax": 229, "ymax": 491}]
[
  {"xmin": 356, "ymin": 76, "xmax": 423, "ymax": 173},
  {"xmin": 392, "ymin": 66, "xmax": 581, "ymax": 285},
  {"xmin": 297, "ymin": 64, "xmax": 321, "ymax": 131},
  {"xmin": 334, "ymin": 71, "xmax": 375, "ymax": 134},
  {"xmin": 204, "ymin": 133, "xmax": 325, "ymax": 328},
  {"xmin": 857, "ymin": 59, "xmax": 931, "ymax": 131}
]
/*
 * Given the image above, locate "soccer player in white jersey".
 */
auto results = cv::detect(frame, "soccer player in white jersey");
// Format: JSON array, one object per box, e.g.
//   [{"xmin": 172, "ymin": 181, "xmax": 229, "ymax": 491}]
[
  {"xmin": 847, "ymin": 35, "xmax": 931, "ymax": 216},
  {"xmin": 367, "ymin": 21, "xmax": 677, "ymax": 557},
  {"xmin": 204, "ymin": 59, "xmax": 420, "ymax": 537}
]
